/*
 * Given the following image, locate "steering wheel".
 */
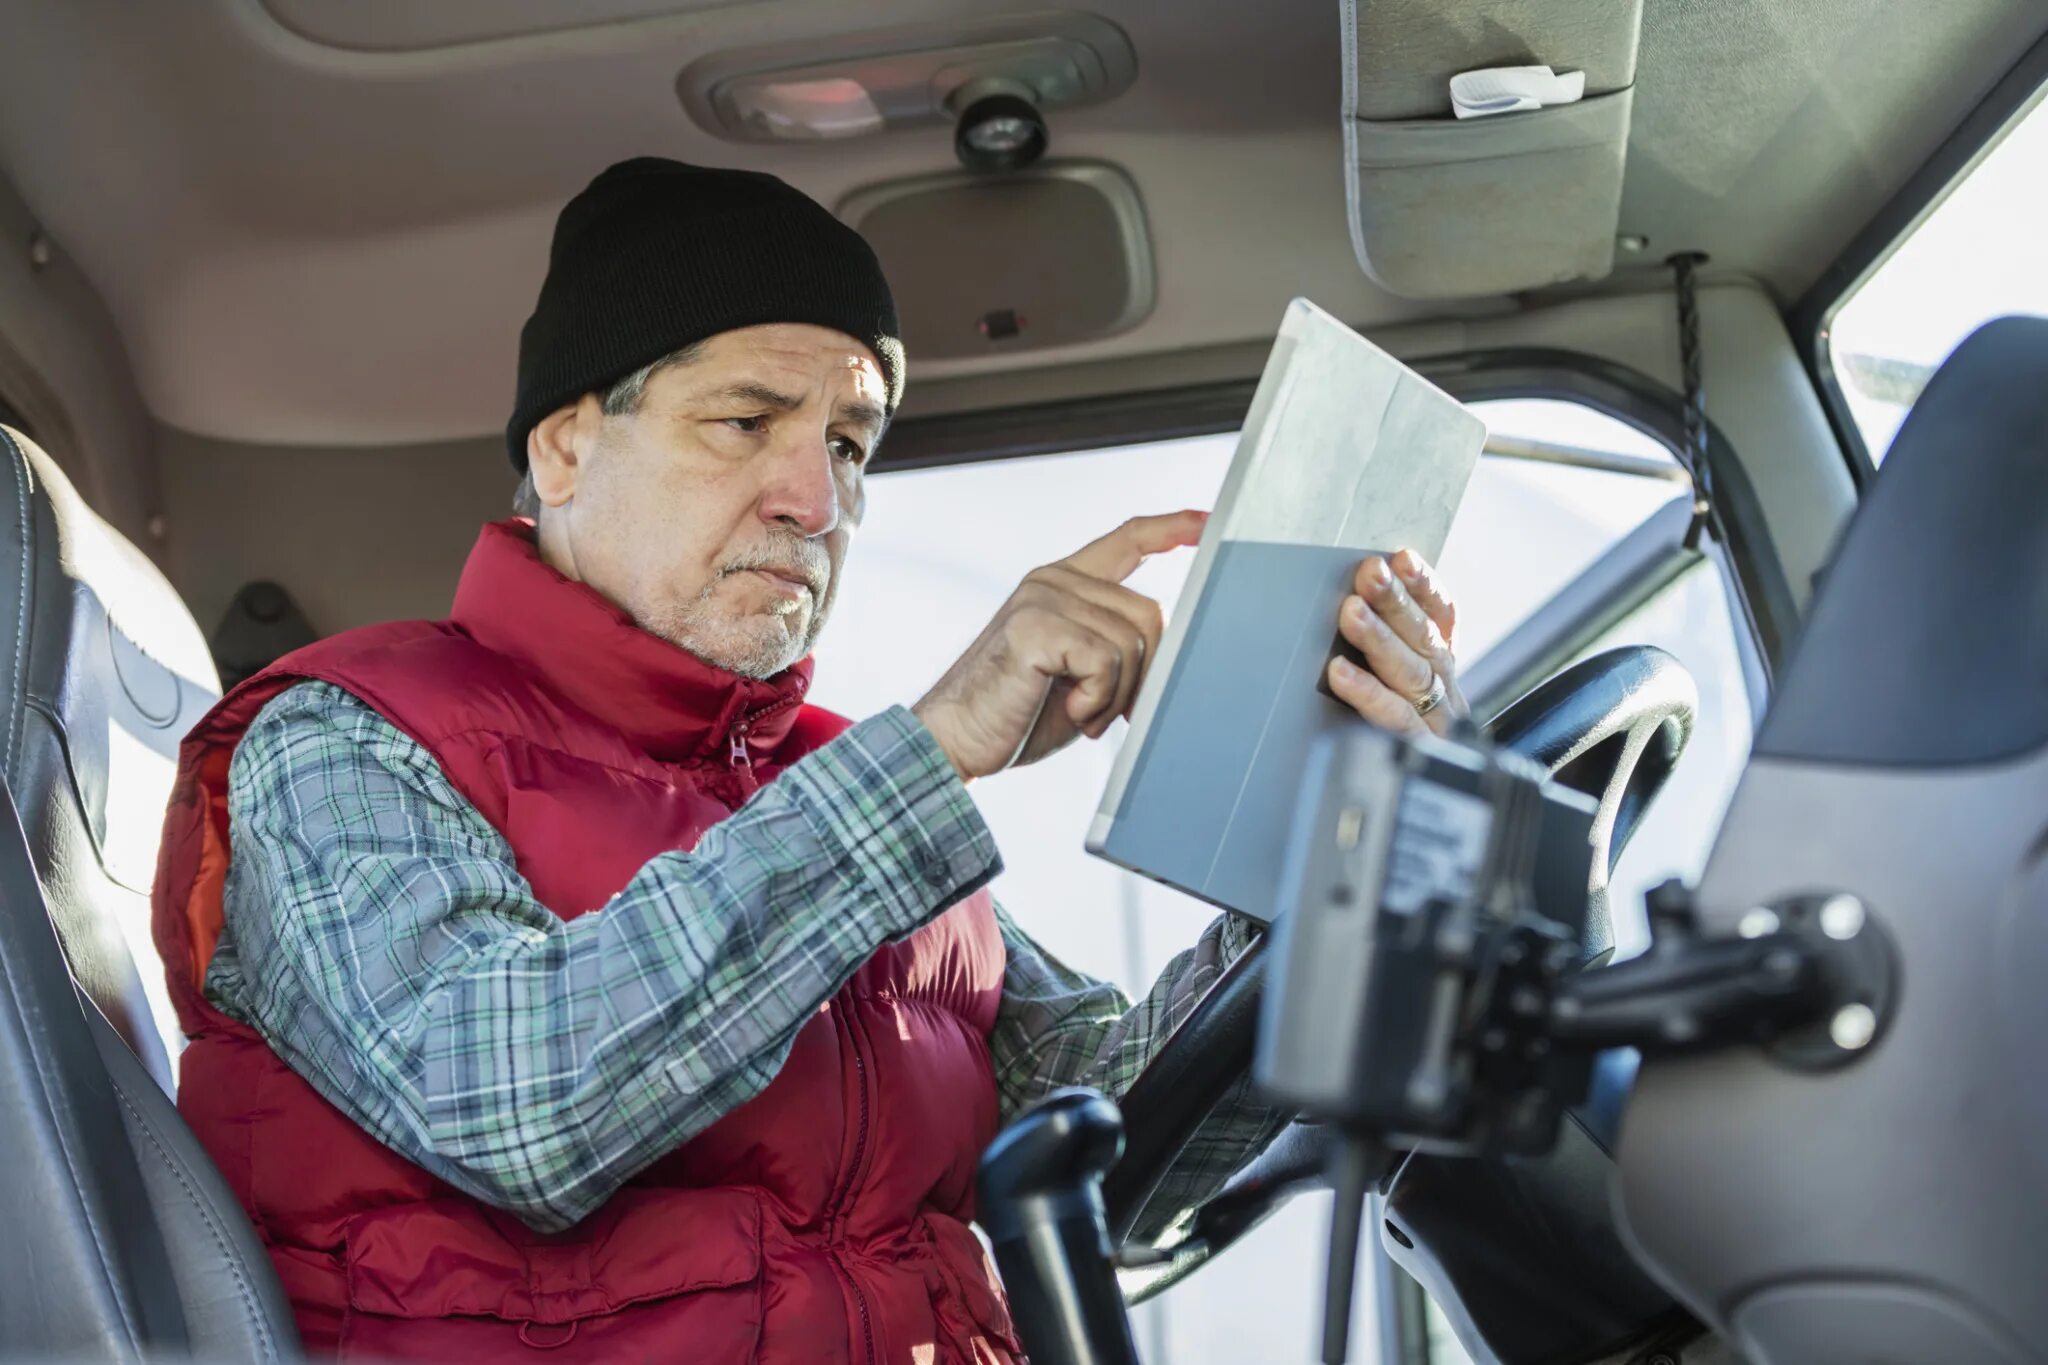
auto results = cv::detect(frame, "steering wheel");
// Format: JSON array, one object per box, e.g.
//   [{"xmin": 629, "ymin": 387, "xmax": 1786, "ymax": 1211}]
[{"xmin": 1100, "ymin": 645, "xmax": 1699, "ymax": 1298}]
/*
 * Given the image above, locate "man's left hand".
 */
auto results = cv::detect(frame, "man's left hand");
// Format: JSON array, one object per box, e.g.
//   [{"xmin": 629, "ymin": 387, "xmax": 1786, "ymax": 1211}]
[{"xmin": 1324, "ymin": 549, "xmax": 1468, "ymax": 738}]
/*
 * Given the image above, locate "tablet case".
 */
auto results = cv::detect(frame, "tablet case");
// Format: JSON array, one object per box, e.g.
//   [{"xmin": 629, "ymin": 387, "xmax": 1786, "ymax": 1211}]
[{"xmin": 1087, "ymin": 298, "xmax": 1486, "ymax": 922}]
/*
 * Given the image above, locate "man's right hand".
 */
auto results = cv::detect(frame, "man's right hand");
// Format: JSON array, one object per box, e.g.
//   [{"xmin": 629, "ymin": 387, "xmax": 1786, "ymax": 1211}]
[{"xmin": 913, "ymin": 511, "xmax": 1206, "ymax": 782}]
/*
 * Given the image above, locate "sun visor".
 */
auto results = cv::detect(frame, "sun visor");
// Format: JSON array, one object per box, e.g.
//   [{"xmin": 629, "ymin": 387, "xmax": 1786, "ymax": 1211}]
[{"xmin": 1342, "ymin": 0, "xmax": 1642, "ymax": 299}]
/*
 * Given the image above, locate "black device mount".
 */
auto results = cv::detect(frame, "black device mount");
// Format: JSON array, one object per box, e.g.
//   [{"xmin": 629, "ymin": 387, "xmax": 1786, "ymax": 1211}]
[
  {"xmin": 979, "ymin": 724, "xmax": 1893, "ymax": 1365},
  {"xmin": 1256, "ymin": 725, "xmax": 1895, "ymax": 1362}
]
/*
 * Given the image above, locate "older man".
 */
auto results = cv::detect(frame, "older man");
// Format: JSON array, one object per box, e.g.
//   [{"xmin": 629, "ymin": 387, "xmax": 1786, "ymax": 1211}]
[{"xmin": 152, "ymin": 159, "xmax": 1465, "ymax": 1363}]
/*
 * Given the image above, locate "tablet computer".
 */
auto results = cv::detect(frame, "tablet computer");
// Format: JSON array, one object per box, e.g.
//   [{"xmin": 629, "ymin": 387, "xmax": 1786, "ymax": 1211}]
[{"xmin": 1086, "ymin": 298, "xmax": 1487, "ymax": 923}]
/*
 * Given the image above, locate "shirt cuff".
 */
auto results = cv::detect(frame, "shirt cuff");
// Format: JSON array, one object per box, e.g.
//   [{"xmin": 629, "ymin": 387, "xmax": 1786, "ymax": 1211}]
[
  {"xmin": 1219, "ymin": 911, "xmax": 1264, "ymax": 962},
  {"xmin": 781, "ymin": 706, "xmax": 1003, "ymax": 934}
]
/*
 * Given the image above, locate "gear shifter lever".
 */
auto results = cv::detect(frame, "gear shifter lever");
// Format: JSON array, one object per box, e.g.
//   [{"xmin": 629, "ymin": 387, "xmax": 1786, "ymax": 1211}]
[{"xmin": 976, "ymin": 1089, "xmax": 1142, "ymax": 1365}]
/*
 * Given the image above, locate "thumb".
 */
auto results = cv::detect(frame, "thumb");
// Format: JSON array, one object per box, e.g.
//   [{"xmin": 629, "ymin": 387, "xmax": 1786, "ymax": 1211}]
[{"xmin": 1059, "ymin": 510, "xmax": 1207, "ymax": 583}]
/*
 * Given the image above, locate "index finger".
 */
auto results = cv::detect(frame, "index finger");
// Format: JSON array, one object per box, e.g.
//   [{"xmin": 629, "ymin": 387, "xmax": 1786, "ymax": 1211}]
[{"xmin": 1060, "ymin": 510, "xmax": 1208, "ymax": 583}]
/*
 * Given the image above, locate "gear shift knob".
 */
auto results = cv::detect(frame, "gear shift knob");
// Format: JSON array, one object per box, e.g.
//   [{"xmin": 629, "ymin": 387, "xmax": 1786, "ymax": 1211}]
[{"xmin": 976, "ymin": 1088, "xmax": 1142, "ymax": 1365}]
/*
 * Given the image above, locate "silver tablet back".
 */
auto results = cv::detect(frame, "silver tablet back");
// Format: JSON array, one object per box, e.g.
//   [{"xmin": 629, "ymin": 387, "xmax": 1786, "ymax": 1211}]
[{"xmin": 1087, "ymin": 299, "xmax": 1486, "ymax": 923}]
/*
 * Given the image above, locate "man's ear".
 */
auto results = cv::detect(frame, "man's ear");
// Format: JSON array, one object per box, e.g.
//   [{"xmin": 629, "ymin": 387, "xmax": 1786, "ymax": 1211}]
[{"xmin": 526, "ymin": 396, "xmax": 604, "ymax": 507}]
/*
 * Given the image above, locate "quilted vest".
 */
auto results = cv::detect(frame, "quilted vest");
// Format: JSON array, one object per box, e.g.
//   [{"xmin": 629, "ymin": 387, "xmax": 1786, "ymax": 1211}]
[{"xmin": 151, "ymin": 521, "xmax": 1020, "ymax": 1363}]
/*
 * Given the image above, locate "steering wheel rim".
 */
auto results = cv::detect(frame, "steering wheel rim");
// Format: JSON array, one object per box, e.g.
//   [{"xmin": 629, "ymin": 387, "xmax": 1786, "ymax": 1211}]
[{"xmin": 1100, "ymin": 646, "xmax": 1699, "ymax": 1297}]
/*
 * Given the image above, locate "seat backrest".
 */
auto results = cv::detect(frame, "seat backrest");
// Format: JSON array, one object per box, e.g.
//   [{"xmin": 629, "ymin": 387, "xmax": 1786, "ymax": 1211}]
[
  {"xmin": 0, "ymin": 764, "xmax": 190, "ymax": 1355},
  {"xmin": 1617, "ymin": 316, "xmax": 2048, "ymax": 1362},
  {"xmin": 0, "ymin": 425, "xmax": 296, "ymax": 1360},
  {"xmin": 0, "ymin": 425, "xmax": 217, "ymax": 1087}
]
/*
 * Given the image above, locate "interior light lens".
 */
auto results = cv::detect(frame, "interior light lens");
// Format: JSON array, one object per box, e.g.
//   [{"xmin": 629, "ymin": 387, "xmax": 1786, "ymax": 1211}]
[{"xmin": 727, "ymin": 77, "xmax": 885, "ymax": 140}]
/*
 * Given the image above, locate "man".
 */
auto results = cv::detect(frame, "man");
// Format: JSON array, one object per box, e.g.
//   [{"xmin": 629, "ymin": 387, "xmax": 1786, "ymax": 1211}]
[{"xmin": 152, "ymin": 159, "xmax": 1466, "ymax": 1363}]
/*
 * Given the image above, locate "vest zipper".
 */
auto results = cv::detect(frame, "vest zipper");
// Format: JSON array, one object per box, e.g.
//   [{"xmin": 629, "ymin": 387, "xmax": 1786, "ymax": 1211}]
[
  {"xmin": 725, "ymin": 689, "xmax": 804, "ymax": 769},
  {"xmin": 831, "ymin": 1253, "xmax": 876, "ymax": 1365},
  {"xmin": 825, "ymin": 1007, "xmax": 877, "ymax": 1365}
]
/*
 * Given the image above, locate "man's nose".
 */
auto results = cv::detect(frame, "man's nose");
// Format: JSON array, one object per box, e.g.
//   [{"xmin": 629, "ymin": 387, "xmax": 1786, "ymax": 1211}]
[{"xmin": 757, "ymin": 438, "xmax": 840, "ymax": 538}]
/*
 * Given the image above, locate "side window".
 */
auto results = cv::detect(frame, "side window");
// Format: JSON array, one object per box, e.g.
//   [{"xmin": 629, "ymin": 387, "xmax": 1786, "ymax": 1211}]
[
  {"xmin": 1826, "ymin": 88, "xmax": 2048, "ymax": 462},
  {"xmin": 810, "ymin": 393, "xmax": 1755, "ymax": 1362}
]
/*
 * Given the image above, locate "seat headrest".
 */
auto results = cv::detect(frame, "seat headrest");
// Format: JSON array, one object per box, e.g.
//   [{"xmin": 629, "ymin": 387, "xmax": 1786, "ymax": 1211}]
[{"xmin": 1756, "ymin": 316, "xmax": 2048, "ymax": 767}]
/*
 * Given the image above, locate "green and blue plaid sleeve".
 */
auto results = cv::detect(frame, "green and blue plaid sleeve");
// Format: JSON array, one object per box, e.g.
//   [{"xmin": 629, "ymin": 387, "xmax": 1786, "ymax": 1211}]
[
  {"xmin": 989, "ymin": 906, "xmax": 1291, "ymax": 1241},
  {"xmin": 206, "ymin": 681, "xmax": 1000, "ymax": 1233}
]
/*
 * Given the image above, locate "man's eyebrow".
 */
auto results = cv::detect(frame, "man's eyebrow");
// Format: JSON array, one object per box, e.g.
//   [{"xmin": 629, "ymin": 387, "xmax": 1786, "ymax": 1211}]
[
  {"xmin": 837, "ymin": 398, "xmax": 887, "ymax": 433},
  {"xmin": 706, "ymin": 381, "xmax": 803, "ymax": 412},
  {"xmin": 695, "ymin": 380, "xmax": 885, "ymax": 434}
]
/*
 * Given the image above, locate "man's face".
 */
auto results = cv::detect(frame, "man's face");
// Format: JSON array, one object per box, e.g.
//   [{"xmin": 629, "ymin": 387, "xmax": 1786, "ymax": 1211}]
[{"xmin": 527, "ymin": 323, "xmax": 886, "ymax": 678}]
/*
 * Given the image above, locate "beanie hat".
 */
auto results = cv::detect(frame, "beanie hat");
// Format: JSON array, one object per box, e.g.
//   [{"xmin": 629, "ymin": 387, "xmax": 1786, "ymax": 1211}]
[{"xmin": 506, "ymin": 157, "xmax": 903, "ymax": 472}]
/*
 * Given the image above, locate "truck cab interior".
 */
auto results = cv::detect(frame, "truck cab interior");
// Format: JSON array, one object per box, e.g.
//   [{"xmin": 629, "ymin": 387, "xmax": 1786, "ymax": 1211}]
[{"xmin": 0, "ymin": 2, "xmax": 2044, "ymax": 1363}]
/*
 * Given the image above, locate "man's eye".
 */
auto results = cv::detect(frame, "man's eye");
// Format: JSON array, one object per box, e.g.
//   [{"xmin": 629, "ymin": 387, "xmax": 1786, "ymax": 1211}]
[
  {"xmin": 724, "ymin": 415, "xmax": 767, "ymax": 434},
  {"xmin": 829, "ymin": 436, "xmax": 868, "ymax": 465}
]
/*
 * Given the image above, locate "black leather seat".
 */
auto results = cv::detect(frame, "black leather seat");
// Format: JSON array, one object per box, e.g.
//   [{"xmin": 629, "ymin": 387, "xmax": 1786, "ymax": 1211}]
[{"xmin": 0, "ymin": 424, "xmax": 296, "ymax": 1358}]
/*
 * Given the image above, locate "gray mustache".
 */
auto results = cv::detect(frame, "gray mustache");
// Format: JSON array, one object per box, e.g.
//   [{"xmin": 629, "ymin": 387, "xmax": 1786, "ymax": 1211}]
[{"xmin": 719, "ymin": 540, "xmax": 830, "ymax": 596}]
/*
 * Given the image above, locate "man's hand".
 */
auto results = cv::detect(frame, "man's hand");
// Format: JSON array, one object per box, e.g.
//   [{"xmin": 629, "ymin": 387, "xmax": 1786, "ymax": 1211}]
[
  {"xmin": 914, "ymin": 511, "xmax": 1206, "ymax": 781},
  {"xmin": 1324, "ymin": 548, "xmax": 1468, "ymax": 738}
]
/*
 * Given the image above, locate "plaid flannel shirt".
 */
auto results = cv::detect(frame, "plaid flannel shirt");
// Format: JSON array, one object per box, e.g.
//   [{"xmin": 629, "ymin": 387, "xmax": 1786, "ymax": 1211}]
[{"xmin": 206, "ymin": 681, "xmax": 1286, "ymax": 1235}]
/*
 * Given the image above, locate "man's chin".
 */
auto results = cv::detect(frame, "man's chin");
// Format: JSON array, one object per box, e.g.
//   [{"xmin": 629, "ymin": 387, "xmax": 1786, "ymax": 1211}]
[{"xmin": 665, "ymin": 616, "xmax": 814, "ymax": 681}]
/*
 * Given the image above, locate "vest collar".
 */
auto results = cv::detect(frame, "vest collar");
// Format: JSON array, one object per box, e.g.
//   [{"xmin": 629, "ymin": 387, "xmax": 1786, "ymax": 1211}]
[{"xmin": 449, "ymin": 520, "xmax": 812, "ymax": 765}]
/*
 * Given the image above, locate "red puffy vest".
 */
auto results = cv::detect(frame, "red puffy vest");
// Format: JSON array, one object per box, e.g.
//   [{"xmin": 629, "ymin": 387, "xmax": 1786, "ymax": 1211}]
[{"xmin": 151, "ymin": 521, "xmax": 1021, "ymax": 1363}]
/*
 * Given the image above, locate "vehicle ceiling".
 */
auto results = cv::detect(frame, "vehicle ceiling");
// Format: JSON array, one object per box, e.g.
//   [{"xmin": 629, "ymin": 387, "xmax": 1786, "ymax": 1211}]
[{"xmin": 0, "ymin": 0, "xmax": 2040, "ymax": 451}]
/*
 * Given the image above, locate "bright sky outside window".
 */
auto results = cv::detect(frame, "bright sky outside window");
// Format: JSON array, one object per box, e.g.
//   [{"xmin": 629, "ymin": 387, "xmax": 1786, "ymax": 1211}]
[{"xmin": 1829, "ymin": 87, "xmax": 2048, "ymax": 461}]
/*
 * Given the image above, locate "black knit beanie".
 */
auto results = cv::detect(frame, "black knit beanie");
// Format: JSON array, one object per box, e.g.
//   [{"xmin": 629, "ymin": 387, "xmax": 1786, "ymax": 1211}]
[{"xmin": 506, "ymin": 158, "xmax": 903, "ymax": 472}]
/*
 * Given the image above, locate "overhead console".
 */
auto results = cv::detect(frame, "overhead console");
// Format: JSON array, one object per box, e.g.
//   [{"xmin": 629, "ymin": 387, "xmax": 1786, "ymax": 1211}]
[
  {"xmin": 1342, "ymin": 0, "xmax": 1642, "ymax": 298},
  {"xmin": 672, "ymin": 12, "xmax": 1153, "ymax": 363}
]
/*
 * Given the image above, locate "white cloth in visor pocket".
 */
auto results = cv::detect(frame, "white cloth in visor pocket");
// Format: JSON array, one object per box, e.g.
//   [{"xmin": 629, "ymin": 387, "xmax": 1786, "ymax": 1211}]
[{"xmin": 1448, "ymin": 65, "xmax": 1588, "ymax": 119}]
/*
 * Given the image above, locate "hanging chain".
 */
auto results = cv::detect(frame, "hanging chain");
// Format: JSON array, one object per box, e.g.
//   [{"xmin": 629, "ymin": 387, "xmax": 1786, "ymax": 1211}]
[{"xmin": 1668, "ymin": 251, "xmax": 1714, "ymax": 549}]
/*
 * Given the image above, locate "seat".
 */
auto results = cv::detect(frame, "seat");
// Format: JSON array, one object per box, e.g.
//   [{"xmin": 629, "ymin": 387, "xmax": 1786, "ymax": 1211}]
[
  {"xmin": 0, "ymin": 426, "xmax": 214, "ymax": 1085},
  {"xmin": 0, "ymin": 424, "xmax": 296, "ymax": 1359},
  {"xmin": 1615, "ymin": 316, "xmax": 2048, "ymax": 1361}
]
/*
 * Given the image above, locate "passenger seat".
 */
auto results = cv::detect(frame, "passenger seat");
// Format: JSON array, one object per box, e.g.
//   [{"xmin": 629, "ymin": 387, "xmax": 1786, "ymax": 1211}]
[{"xmin": 0, "ymin": 425, "xmax": 295, "ymax": 1359}]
